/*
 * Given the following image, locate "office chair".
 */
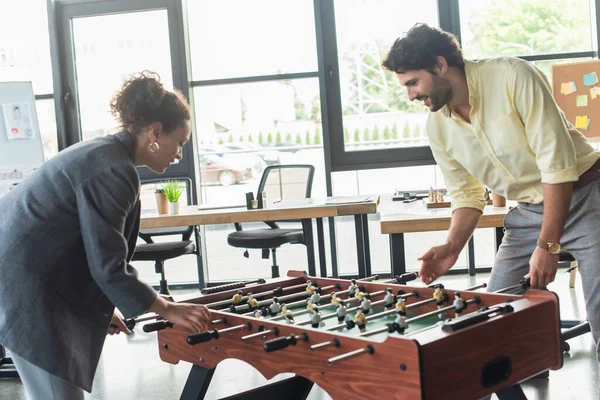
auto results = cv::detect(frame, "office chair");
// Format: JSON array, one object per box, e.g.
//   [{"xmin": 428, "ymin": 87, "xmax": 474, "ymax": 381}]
[
  {"xmin": 558, "ymin": 251, "xmax": 591, "ymax": 352},
  {"xmin": 132, "ymin": 178, "xmax": 199, "ymax": 295},
  {"xmin": 227, "ymin": 165, "xmax": 315, "ymax": 278}
]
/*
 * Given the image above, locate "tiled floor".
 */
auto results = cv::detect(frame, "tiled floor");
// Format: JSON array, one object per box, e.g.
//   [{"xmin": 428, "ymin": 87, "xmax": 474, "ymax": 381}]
[{"xmin": 1, "ymin": 271, "xmax": 598, "ymax": 400}]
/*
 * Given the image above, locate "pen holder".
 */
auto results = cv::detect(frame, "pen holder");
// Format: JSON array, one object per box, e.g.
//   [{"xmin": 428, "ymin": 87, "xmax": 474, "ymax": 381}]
[{"xmin": 245, "ymin": 192, "xmax": 255, "ymax": 210}]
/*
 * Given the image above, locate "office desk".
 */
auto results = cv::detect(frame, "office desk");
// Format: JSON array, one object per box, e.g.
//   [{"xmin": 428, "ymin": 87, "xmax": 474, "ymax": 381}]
[
  {"xmin": 140, "ymin": 196, "xmax": 380, "ymax": 285},
  {"xmin": 379, "ymin": 195, "xmax": 512, "ymax": 277}
]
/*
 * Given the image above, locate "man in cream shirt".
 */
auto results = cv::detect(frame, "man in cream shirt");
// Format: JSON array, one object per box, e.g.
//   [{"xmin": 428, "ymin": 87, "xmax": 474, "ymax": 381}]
[{"xmin": 383, "ymin": 23, "xmax": 600, "ymax": 364}]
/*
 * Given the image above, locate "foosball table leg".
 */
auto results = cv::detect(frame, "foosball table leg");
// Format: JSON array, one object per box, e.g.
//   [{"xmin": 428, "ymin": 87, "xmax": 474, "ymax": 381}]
[
  {"xmin": 219, "ymin": 375, "xmax": 313, "ymax": 400},
  {"xmin": 180, "ymin": 365, "xmax": 215, "ymax": 400},
  {"xmin": 495, "ymin": 384, "xmax": 527, "ymax": 400}
]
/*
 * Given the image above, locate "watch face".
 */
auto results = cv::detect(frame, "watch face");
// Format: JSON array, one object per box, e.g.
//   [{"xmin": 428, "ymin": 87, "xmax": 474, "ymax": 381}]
[{"xmin": 548, "ymin": 242, "xmax": 561, "ymax": 254}]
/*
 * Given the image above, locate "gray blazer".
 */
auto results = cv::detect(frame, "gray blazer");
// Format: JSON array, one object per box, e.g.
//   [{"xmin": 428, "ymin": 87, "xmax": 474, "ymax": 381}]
[{"xmin": 0, "ymin": 132, "xmax": 157, "ymax": 391}]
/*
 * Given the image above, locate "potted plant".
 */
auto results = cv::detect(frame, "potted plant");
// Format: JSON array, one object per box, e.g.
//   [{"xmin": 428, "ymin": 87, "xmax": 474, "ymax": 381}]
[{"xmin": 161, "ymin": 180, "xmax": 184, "ymax": 215}]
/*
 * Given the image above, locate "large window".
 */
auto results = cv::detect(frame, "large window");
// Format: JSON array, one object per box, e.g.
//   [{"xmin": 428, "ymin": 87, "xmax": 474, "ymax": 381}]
[
  {"xmin": 187, "ymin": 0, "xmax": 326, "ymax": 283},
  {"xmin": 460, "ymin": 0, "xmax": 596, "ymax": 59},
  {"xmin": 335, "ymin": 0, "xmax": 438, "ymax": 153}
]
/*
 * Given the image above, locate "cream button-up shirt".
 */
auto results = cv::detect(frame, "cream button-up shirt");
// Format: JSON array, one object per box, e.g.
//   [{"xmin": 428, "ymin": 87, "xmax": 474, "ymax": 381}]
[{"xmin": 426, "ymin": 57, "xmax": 600, "ymax": 212}]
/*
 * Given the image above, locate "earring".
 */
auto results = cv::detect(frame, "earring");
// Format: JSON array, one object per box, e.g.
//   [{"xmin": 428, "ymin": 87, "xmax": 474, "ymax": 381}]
[{"xmin": 150, "ymin": 142, "xmax": 160, "ymax": 153}]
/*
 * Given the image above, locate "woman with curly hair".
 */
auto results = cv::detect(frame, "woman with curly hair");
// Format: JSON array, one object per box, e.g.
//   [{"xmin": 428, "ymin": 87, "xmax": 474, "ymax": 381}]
[{"xmin": 0, "ymin": 71, "xmax": 210, "ymax": 399}]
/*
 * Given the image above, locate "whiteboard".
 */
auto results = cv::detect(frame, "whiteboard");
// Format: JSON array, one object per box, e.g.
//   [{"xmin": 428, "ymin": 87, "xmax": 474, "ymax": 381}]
[{"xmin": 0, "ymin": 82, "xmax": 45, "ymax": 196}]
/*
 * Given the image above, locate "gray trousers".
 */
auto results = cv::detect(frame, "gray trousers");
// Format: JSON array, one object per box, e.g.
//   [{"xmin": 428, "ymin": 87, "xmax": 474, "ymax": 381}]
[
  {"xmin": 487, "ymin": 179, "xmax": 600, "ymax": 361},
  {"xmin": 10, "ymin": 350, "xmax": 84, "ymax": 400}
]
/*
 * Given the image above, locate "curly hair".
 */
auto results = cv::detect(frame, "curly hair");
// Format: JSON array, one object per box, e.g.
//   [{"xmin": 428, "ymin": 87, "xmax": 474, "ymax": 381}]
[
  {"xmin": 382, "ymin": 23, "xmax": 464, "ymax": 73},
  {"xmin": 110, "ymin": 70, "xmax": 191, "ymax": 134}
]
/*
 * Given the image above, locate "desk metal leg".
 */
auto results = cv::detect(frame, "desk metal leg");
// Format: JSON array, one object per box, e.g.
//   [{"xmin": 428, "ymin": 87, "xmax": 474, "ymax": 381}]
[
  {"xmin": 180, "ymin": 365, "xmax": 215, "ymax": 400},
  {"xmin": 220, "ymin": 375, "xmax": 313, "ymax": 400},
  {"xmin": 390, "ymin": 233, "xmax": 406, "ymax": 277},
  {"xmin": 361, "ymin": 214, "xmax": 372, "ymax": 278},
  {"xmin": 328, "ymin": 217, "xmax": 339, "ymax": 278},
  {"xmin": 354, "ymin": 215, "xmax": 367, "ymax": 278},
  {"xmin": 496, "ymin": 227, "xmax": 505, "ymax": 251},
  {"xmin": 316, "ymin": 218, "xmax": 327, "ymax": 277},
  {"xmin": 467, "ymin": 237, "xmax": 476, "ymax": 276},
  {"xmin": 302, "ymin": 219, "xmax": 317, "ymax": 277},
  {"xmin": 193, "ymin": 225, "xmax": 206, "ymax": 290},
  {"xmin": 0, "ymin": 345, "xmax": 17, "ymax": 378}
]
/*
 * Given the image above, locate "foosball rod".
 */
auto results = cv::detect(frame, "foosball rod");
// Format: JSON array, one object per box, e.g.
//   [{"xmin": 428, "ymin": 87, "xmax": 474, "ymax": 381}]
[
  {"xmin": 327, "ymin": 344, "xmax": 375, "ymax": 365},
  {"xmin": 232, "ymin": 283, "xmax": 341, "ymax": 314},
  {"xmin": 241, "ymin": 326, "xmax": 280, "ymax": 341},
  {"xmin": 205, "ymin": 281, "xmax": 310, "ymax": 309},
  {"xmin": 316, "ymin": 291, "xmax": 419, "ymax": 329},
  {"xmin": 245, "ymin": 284, "xmax": 357, "ymax": 318},
  {"xmin": 358, "ymin": 297, "xmax": 481, "ymax": 337},
  {"xmin": 269, "ymin": 288, "xmax": 386, "ymax": 321},
  {"xmin": 493, "ymin": 279, "xmax": 530, "ymax": 294},
  {"xmin": 187, "ymin": 322, "xmax": 253, "ymax": 345},
  {"xmin": 297, "ymin": 290, "xmax": 393, "ymax": 326}
]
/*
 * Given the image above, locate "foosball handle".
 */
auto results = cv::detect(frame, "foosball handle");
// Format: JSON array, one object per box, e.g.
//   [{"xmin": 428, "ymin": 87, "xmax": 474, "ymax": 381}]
[
  {"xmin": 124, "ymin": 318, "xmax": 136, "ymax": 331},
  {"xmin": 187, "ymin": 329, "xmax": 219, "ymax": 345},
  {"xmin": 143, "ymin": 320, "xmax": 173, "ymax": 333},
  {"xmin": 263, "ymin": 332, "xmax": 309, "ymax": 353}
]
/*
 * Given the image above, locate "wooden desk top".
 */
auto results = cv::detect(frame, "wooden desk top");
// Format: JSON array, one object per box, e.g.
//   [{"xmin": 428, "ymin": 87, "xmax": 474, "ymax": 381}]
[
  {"xmin": 140, "ymin": 196, "xmax": 380, "ymax": 229},
  {"xmin": 379, "ymin": 195, "xmax": 514, "ymax": 234}
]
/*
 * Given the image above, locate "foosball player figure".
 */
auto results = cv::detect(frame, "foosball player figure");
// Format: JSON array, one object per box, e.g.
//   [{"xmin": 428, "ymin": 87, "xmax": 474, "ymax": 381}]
[
  {"xmin": 347, "ymin": 279, "xmax": 358, "ymax": 297},
  {"xmin": 306, "ymin": 298, "xmax": 315, "ymax": 310},
  {"xmin": 254, "ymin": 309, "xmax": 265, "ymax": 319},
  {"xmin": 384, "ymin": 288, "xmax": 396, "ymax": 309},
  {"xmin": 453, "ymin": 293, "xmax": 466, "ymax": 318},
  {"xmin": 232, "ymin": 290, "xmax": 243, "ymax": 305},
  {"xmin": 269, "ymin": 297, "xmax": 281, "ymax": 316},
  {"xmin": 306, "ymin": 280, "xmax": 315, "ymax": 295},
  {"xmin": 336, "ymin": 300, "xmax": 348, "ymax": 322},
  {"xmin": 388, "ymin": 311, "xmax": 409, "ymax": 334},
  {"xmin": 395, "ymin": 297, "xmax": 407, "ymax": 316},
  {"xmin": 247, "ymin": 292, "xmax": 259, "ymax": 310},
  {"xmin": 433, "ymin": 287, "xmax": 445, "ymax": 319},
  {"xmin": 354, "ymin": 290, "xmax": 364, "ymax": 301},
  {"xmin": 360, "ymin": 293, "xmax": 372, "ymax": 315},
  {"xmin": 310, "ymin": 306, "xmax": 323, "ymax": 328},
  {"xmin": 310, "ymin": 287, "xmax": 321, "ymax": 304},
  {"xmin": 280, "ymin": 304, "xmax": 295, "ymax": 324},
  {"xmin": 354, "ymin": 309, "xmax": 367, "ymax": 333},
  {"xmin": 330, "ymin": 292, "xmax": 341, "ymax": 306}
]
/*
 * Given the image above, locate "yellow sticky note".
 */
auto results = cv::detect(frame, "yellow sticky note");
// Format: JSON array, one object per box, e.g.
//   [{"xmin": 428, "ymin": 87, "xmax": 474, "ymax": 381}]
[
  {"xmin": 591, "ymin": 87, "xmax": 600, "ymax": 99},
  {"xmin": 577, "ymin": 95, "xmax": 588, "ymax": 107},
  {"xmin": 576, "ymin": 116, "xmax": 590, "ymax": 130},
  {"xmin": 561, "ymin": 81, "xmax": 577, "ymax": 95}
]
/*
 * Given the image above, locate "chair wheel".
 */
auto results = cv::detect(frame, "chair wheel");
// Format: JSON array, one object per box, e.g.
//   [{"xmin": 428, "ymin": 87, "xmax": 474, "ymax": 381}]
[{"xmin": 562, "ymin": 341, "xmax": 571, "ymax": 353}]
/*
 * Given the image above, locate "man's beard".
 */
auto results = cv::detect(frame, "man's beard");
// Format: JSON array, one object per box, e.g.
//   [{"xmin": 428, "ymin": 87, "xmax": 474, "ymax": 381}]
[{"xmin": 428, "ymin": 76, "xmax": 452, "ymax": 112}]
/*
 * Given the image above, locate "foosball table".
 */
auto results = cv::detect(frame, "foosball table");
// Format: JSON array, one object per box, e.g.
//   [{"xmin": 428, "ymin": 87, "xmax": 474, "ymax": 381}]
[{"xmin": 141, "ymin": 271, "xmax": 562, "ymax": 400}]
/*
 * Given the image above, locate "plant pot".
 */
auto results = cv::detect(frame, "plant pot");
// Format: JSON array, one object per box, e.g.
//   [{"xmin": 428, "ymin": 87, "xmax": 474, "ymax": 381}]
[
  {"xmin": 168, "ymin": 201, "xmax": 180, "ymax": 215},
  {"xmin": 155, "ymin": 190, "xmax": 169, "ymax": 215}
]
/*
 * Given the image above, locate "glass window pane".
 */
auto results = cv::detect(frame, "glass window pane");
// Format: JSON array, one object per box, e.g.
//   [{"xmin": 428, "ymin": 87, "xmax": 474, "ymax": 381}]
[
  {"xmin": 193, "ymin": 78, "xmax": 328, "ymax": 283},
  {"xmin": 36, "ymin": 99, "xmax": 58, "ymax": 160},
  {"xmin": 187, "ymin": 0, "xmax": 317, "ymax": 80},
  {"xmin": 460, "ymin": 0, "xmax": 596, "ymax": 59},
  {"xmin": 71, "ymin": 10, "xmax": 173, "ymax": 141},
  {"xmin": 193, "ymin": 78, "xmax": 324, "ymax": 206},
  {"xmin": 0, "ymin": 0, "xmax": 53, "ymax": 94},
  {"xmin": 334, "ymin": 0, "xmax": 438, "ymax": 152}
]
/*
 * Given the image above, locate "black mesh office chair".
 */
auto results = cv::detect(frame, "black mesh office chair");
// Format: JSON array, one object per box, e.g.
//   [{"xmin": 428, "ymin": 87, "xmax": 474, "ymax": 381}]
[
  {"xmin": 558, "ymin": 251, "xmax": 591, "ymax": 352},
  {"xmin": 132, "ymin": 178, "xmax": 199, "ymax": 295},
  {"xmin": 227, "ymin": 165, "xmax": 315, "ymax": 278}
]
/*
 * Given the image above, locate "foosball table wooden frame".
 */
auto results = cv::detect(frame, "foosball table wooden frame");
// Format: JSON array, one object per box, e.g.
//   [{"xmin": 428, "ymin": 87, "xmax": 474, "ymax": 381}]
[{"xmin": 145, "ymin": 271, "xmax": 562, "ymax": 400}]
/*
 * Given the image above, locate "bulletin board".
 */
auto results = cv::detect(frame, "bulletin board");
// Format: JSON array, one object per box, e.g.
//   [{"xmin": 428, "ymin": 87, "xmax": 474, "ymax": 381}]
[
  {"xmin": 552, "ymin": 60, "xmax": 600, "ymax": 138},
  {"xmin": 0, "ymin": 82, "xmax": 45, "ymax": 197}
]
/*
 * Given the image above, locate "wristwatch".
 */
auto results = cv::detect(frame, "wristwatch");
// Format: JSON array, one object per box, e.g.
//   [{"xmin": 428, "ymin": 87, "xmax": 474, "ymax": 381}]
[{"xmin": 537, "ymin": 238, "xmax": 562, "ymax": 254}]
